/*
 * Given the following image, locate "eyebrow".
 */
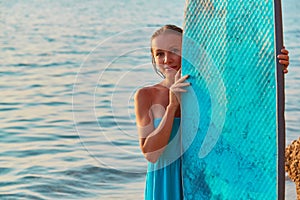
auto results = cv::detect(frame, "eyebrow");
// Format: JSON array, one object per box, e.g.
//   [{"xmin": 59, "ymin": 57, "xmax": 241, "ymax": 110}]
[
  {"xmin": 153, "ymin": 46, "xmax": 180, "ymax": 52},
  {"xmin": 169, "ymin": 46, "xmax": 180, "ymax": 49}
]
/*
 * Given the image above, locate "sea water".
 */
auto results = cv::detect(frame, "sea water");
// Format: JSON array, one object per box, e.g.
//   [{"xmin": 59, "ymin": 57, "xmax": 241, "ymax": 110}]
[{"xmin": 0, "ymin": 0, "xmax": 299, "ymax": 199}]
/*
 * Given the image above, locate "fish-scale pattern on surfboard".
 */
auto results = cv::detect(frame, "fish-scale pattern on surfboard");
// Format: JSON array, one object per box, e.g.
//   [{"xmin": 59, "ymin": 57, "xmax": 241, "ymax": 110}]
[{"xmin": 181, "ymin": 0, "xmax": 281, "ymax": 199}]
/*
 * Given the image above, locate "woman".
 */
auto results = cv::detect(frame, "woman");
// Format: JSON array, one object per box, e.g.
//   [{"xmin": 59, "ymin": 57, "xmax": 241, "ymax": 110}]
[{"xmin": 134, "ymin": 24, "xmax": 289, "ymax": 200}]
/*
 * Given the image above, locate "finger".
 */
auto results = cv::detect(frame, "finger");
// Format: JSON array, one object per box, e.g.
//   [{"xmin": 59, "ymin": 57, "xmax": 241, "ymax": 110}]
[
  {"xmin": 277, "ymin": 54, "xmax": 289, "ymax": 60},
  {"xmin": 277, "ymin": 53, "xmax": 289, "ymax": 58},
  {"xmin": 283, "ymin": 69, "xmax": 288, "ymax": 74},
  {"xmin": 174, "ymin": 82, "xmax": 190, "ymax": 87},
  {"xmin": 281, "ymin": 48, "xmax": 289, "ymax": 54},
  {"xmin": 279, "ymin": 60, "xmax": 289, "ymax": 66},
  {"xmin": 171, "ymin": 88, "xmax": 187, "ymax": 93},
  {"xmin": 175, "ymin": 69, "xmax": 181, "ymax": 81},
  {"xmin": 175, "ymin": 74, "xmax": 189, "ymax": 83}
]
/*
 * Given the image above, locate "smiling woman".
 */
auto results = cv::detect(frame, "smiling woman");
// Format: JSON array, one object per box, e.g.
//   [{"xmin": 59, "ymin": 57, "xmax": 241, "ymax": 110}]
[
  {"xmin": 134, "ymin": 25, "xmax": 189, "ymax": 199},
  {"xmin": 151, "ymin": 25, "xmax": 183, "ymax": 79}
]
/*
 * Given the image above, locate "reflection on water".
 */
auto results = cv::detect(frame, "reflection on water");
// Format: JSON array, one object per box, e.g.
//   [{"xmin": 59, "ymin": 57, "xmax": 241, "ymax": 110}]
[{"xmin": 0, "ymin": 0, "xmax": 299, "ymax": 199}]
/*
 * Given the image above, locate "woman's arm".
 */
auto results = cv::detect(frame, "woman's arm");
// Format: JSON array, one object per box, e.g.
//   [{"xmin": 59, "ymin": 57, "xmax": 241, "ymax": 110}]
[
  {"xmin": 134, "ymin": 71, "xmax": 190, "ymax": 163},
  {"xmin": 134, "ymin": 88, "xmax": 177, "ymax": 163}
]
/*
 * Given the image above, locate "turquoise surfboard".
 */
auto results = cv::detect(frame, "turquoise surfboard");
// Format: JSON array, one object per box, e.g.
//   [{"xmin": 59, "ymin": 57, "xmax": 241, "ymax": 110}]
[{"xmin": 181, "ymin": 0, "xmax": 285, "ymax": 199}]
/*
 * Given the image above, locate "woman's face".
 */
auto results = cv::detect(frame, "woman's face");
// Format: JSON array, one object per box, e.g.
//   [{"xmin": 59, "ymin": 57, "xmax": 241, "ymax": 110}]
[{"xmin": 151, "ymin": 32, "xmax": 182, "ymax": 78}]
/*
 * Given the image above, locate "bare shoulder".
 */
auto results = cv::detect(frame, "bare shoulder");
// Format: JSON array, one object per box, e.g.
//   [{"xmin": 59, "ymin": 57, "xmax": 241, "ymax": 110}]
[
  {"xmin": 134, "ymin": 86, "xmax": 158, "ymax": 125},
  {"xmin": 134, "ymin": 87, "xmax": 150, "ymax": 103},
  {"xmin": 134, "ymin": 84, "xmax": 161, "ymax": 102},
  {"xmin": 134, "ymin": 84, "xmax": 168, "ymax": 124}
]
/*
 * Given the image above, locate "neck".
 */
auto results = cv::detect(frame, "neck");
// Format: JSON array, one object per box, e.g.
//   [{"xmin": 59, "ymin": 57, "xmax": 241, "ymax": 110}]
[{"xmin": 161, "ymin": 77, "xmax": 175, "ymax": 88}]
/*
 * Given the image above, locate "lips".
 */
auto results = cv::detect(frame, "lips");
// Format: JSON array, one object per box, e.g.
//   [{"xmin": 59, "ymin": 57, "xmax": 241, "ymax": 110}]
[{"xmin": 164, "ymin": 65, "xmax": 178, "ymax": 70}]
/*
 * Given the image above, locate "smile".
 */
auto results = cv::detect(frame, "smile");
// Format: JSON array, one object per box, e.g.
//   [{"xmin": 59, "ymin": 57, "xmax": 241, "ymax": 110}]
[{"xmin": 164, "ymin": 66, "xmax": 178, "ymax": 70}]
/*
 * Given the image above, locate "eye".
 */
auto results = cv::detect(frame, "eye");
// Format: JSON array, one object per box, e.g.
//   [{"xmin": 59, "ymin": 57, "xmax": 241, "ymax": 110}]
[
  {"xmin": 171, "ymin": 48, "xmax": 180, "ymax": 54},
  {"xmin": 155, "ymin": 52, "xmax": 164, "ymax": 57}
]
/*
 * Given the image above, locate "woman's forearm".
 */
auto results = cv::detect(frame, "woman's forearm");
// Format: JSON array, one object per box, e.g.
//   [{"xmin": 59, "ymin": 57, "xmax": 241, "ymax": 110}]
[{"xmin": 141, "ymin": 105, "xmax": 178, "ymax": 162}]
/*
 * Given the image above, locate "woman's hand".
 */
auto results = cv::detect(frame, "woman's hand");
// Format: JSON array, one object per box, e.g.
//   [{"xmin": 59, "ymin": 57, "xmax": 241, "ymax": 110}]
[
  {"xmin": 277, "ymin": 47, "xmax": 289, "ymax": 74},
  {"xmin": 169, "ymin": 69, "xmax": 190, "ymax": 108}
]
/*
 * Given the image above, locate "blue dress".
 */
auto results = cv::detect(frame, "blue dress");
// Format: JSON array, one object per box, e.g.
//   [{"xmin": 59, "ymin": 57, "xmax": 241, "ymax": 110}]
[{"xmin": 144, "ymin": 118, "xmax": 183, "ymax": 200}]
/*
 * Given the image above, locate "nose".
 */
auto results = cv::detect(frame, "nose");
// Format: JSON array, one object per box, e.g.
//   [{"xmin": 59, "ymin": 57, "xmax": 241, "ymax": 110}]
[{"xmin": 163, "ymin": 52, "xmax": 173, "ymax": 64}]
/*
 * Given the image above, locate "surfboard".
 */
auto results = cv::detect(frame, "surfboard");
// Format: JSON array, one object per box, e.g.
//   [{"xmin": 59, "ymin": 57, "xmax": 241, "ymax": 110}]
[{"xmin": 181, "ymin": 0, "xmax": 285, "ymax": 199}]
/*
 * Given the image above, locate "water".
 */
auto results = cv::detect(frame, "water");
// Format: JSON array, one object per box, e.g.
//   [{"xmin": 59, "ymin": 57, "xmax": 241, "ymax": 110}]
[{"xmin": 0, "ymin": 0, "xmax": 299, "ymax": 199}]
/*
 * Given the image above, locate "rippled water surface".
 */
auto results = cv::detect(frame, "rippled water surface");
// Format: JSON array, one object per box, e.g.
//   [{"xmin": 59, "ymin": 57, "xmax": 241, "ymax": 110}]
[{"xmin": 1, "ymin": 0, "xmax": 299, "ymax": 199}]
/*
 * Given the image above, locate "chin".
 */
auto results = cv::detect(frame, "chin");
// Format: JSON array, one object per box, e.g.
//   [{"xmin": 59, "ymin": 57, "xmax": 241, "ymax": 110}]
[{"xmin": 165, "ymin": 70, "xmax": 177, "ymax": 77}]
